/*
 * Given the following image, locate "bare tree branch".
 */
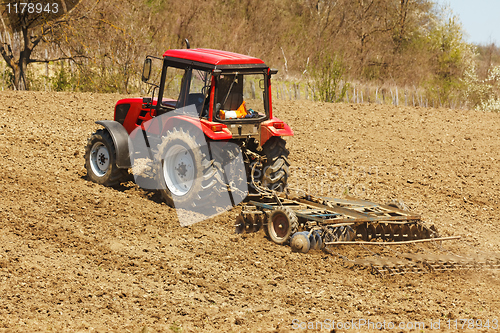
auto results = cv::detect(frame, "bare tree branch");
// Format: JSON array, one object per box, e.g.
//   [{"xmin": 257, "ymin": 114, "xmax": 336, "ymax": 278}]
[{"xmin": 28, "ymin": 55, "xmax": 89, "ymax": 64}]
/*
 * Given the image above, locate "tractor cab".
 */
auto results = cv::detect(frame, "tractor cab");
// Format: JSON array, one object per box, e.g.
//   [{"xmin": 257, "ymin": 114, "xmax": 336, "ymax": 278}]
[{"xmin": 142, "ymin": 48, "xmax": 274, "ymax": 125}]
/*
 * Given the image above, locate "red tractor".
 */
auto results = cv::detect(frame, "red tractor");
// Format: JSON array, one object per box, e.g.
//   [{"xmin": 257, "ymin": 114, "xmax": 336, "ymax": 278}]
[{"xmin": 85, "ymin": 43, "xmax": 293, "ymax": 212}]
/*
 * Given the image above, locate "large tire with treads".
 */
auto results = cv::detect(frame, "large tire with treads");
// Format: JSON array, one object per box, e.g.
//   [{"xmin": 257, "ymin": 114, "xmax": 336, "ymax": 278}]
[
  {"xmin": 85, "ymin": 129, "xmax": 128, "ymax": 186},
  {"xmin": 261, "ymin": 137, "xmax": 290, "ymax": 192},
  {"xmin": 266, "ymin": 207, "xmax": 298, "ymax": 245},
  {"xmin": 154, "ymin": 128, "xmax": 223, "ymax": 208}
]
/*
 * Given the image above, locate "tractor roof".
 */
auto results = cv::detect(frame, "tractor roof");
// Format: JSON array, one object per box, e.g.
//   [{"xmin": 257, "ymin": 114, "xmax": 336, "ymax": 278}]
[{"xmin": 163, "ymin": 48, "xmax": 267, "ymax": 69}]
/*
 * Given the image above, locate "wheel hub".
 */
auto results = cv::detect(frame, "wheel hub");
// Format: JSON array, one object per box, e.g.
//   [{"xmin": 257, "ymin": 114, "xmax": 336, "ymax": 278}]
[
  {"xmin": 90, "ymin": 142, "xmax": 110, "ymax": 177},
  {"xmin": 175, "ymin": 162, "xmax": 188, "ymax": 178},
  {"xmin": 272, "ymin": 214, "xmax": 288, "ymax": 238},
  {"xmin": 163, "ymin": 144, "xmax": 195, "ymax": 196},
  {"xmin": 98, "ymin": 152, "xmax": 108, "ymax": 166}
]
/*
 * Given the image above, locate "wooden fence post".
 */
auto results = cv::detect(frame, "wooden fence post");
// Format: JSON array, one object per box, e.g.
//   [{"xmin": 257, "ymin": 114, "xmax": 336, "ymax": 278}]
[{"xmin": 45, "ymin": 49, "xmax": 49, "ymax": 91}]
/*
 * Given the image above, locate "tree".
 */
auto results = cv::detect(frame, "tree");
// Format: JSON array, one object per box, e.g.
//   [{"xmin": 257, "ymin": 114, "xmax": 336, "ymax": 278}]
[
  {"xmin": 0, "ymin": 0, "xmax": 81, "ymax": 90},
  {"xmin": 426, "ymin": 7, "xmax": 471, "ymax": 102}
]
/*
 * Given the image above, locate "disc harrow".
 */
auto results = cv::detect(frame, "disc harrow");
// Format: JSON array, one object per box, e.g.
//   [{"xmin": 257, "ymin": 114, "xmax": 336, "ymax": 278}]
[
  {"xmin": 234, "ymin": 192, "xmax": 500, "ymax": 275},
  {"xmin": 237, "ymin": 192, "xmax": 445, "ymax": 251}
]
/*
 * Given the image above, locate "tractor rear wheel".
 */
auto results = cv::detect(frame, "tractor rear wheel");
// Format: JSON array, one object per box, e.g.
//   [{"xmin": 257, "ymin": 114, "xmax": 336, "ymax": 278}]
[
  {"xmin": 154, "ymin": 128, "xmax": 223, "ymax": 208},
  {"xmin": 85, "ymin": 129, "xmax": 128, "ymax": 186},
  {"xmin": 266, "ymin": 207, "xmax": 298, "ymax": 245},
  {"xmin": 261, "ymin": 137, "xmax": 290, "ymax": 192}
]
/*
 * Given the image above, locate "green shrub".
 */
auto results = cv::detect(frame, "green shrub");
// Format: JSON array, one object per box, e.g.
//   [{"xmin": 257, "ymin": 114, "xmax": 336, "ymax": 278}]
[
  {"xmin": 51, "ymin": 62, "xmax": 74, "ymax": 91},
  {"xmin": 0, "ymin": 63, "xmax": 13, "ymax": 89},
  {"xmin": 309, "ymin": 53, "xmax": 348, "ymax": 103}
]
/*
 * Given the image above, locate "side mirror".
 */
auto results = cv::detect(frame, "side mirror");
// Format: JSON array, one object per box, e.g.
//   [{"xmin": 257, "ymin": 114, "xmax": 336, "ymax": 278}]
[
  {"xmin": 142, "ymin": 58, "xmax": 152, "ymax": 82},
  {"xmin": 269, "ymin": 68, "xmax": 278, "ymax": 75}
]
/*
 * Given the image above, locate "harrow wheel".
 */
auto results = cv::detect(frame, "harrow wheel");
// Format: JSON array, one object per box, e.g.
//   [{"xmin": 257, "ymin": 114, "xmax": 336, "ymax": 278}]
[{"xmin": 266, "ymin": 207, "xmax": 298, "ymax": 245}]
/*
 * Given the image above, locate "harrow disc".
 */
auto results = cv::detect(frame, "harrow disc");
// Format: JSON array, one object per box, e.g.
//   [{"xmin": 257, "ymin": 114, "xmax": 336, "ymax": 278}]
[
  {"xmin": 420, "ymin": 226, "xmax": 430, "ymax": 239},
  {"xmin": 323, "ymin": 226, "xmax": 336, "ymax": 243},
  {"xmin": 311, "ymin": 230, "xmax": 323, "ymax": 250},
  {"xmin": 375, "ymin": 224, "xmax": 386, "ymax": 240},
  {"xmin": 409, "ymin": 225, "xmax": 419, "ymax": 240},
  {"xmin": 290, "ymin": 232, "xmax": 311, "ymax": 253},
  {"xmin": 245, "ymin": 214, "xmax": 256, "ymax": 233},
  {"xmin": 401, "ymin": 224, "xmax": 411, "ymax": 240},
  {"xmin": 385, "ymin": 224, "xmax": 394, "ymax": 240},
  {"xmin": 253, "ymin": 214, "xmax": 263, "ymax": 232},
  {"xmin": 323, "ymin": 226, "xmax": 355, "ymax": 243},
  {"xmin": 392, "ymin": 225, "xmax": 403, "ymax": 241},
  {"xmin": 235, "ymin": 214, "xmax": 245, "ymax": 234},
  {"xmin": 430, "ymin": 225, "xmax": 440, "ymax": 238},
  {"xmin": 308, "ymin": 232, "xmax": 318, "ymax": 250},
  {"xmin": 340, "ymin": 226, "xmax": 355, "ymax": 241},
  {"xmin": 263, "ymin": 211, "xmax": 271, "ymax": 238},
  {"xmin": 368, "ymin": 224, "xmax": 377, "ymax": 240},
  {"xmin": 356, "ymin": 224, "xmax": 368, "ymax": 241}
]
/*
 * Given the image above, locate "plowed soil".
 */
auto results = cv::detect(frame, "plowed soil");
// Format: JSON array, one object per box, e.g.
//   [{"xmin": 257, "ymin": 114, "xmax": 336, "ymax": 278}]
[{"xmin": 0, "ymin": 91, "xmax": 499, "ymax": 332}]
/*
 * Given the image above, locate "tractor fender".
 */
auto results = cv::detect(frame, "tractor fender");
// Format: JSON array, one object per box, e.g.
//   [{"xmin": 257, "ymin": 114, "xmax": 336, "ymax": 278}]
[
  {"xmin": 260, "ymin": 117, "xmax": 294, "ymax": 146},
  {"xmin": 163, "ymin": 115, "xmax": 232, "ymax": 140},
  {"xmin": 95, "ymin": 120, "xmax": 131, "ymax": 168}
]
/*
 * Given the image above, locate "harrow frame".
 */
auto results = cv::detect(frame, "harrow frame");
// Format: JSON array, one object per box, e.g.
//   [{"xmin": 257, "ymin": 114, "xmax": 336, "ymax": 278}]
[{"xmin": 238, "ymin": 193, "xmax": 443, "ymax": 245}]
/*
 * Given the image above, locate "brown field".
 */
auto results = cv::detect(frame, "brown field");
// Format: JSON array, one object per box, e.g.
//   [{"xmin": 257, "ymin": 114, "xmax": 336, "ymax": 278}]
[{"xmin": 0, "ymin": 90, "xmax": 499, "ymax": 332}]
